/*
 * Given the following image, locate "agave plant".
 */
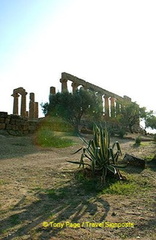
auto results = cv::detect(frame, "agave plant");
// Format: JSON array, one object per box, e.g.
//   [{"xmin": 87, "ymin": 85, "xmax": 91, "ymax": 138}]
[{"xmin": 68, "ymin": 124, "xmax": 125, "ymax": 184}]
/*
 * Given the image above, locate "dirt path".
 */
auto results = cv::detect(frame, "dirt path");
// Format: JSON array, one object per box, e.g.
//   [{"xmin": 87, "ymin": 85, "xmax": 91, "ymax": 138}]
[{"xmin": 0, "ymin": 133, "xmax": 156, "ymax": 240}]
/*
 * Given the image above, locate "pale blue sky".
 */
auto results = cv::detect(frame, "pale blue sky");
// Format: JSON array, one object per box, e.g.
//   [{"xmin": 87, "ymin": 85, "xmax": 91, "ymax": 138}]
[{"xmin": 0, "ymin": 0, "xmax": 156, "ymax": 117}]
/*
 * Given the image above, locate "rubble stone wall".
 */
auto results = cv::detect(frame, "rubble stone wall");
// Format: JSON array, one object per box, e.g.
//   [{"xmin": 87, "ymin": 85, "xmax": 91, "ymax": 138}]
[{"xmin": 0, "ymin": 112, "xmax": 38, "ymax": 134}]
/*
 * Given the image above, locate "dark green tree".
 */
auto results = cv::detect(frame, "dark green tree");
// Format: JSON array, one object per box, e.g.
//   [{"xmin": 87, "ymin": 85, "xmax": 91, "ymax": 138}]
[
  {"xmin": 145, "ymin": 114, "xmax": 156, "ymax": 130},
  {"xmin": 42, "ymin": 88, "xmax": 103, "ymax": 132},
  {"xmin": 139, "ymin": 108, "xmax": 156, "ymax": 130},
  {"xmin": 116, "ymin": 101, "xmax": 141, "ymax": 133}
]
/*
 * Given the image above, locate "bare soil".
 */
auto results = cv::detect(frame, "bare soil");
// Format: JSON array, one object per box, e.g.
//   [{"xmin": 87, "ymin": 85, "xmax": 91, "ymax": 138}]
[{"xmin": 0, "ymin": 132, "xmax": 156, "ymax": 240}]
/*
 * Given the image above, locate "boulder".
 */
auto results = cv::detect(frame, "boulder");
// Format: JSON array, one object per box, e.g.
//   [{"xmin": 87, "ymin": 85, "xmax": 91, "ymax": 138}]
[{"xmin": 123, "ymin": 153, "xmax": 145, "ymax": 168}]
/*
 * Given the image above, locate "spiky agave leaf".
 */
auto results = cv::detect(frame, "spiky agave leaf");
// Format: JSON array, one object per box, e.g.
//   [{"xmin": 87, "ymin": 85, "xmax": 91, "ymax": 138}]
[
  {"xmin": 67, "ymin": 160, "xmax": 90, "ymax": 168},
  {"xmin": 107, "ymin": 165, "xmax": 117, "ymax": 174},
  {"xmin": 71, "ymin": 147, "xmax": 83, "ymax": 155}
]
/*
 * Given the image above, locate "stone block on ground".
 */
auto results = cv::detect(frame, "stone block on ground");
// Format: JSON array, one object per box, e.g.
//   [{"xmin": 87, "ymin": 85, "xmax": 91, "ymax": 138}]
[
  {"xmin": 123, "ymin": 153, "xmax": 145, "ymax": 168},
  {"xmin": 0, "ymin": 123, "xmax": 5, "ymax": 130},
  {"xmin": 0, "ymin": 118, "xmax": 5, "ymax": 123}
]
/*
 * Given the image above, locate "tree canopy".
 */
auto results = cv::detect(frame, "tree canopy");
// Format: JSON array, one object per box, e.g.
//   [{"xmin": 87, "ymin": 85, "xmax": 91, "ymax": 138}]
[
  {"xmin": 145, "ymin": 114, "xmax": 156, "ymax": 130},
  {"xmin": 42, "ymin": 88, "xmax": 103, "ymax": 132}
]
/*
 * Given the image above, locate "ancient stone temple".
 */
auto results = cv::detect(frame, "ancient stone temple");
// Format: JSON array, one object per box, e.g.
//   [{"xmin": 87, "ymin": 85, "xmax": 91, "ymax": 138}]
[
  {"xmin": 11, "ymin": 87, "xmax": 38, "ymax": 119},
  {"xmin": 59, "ymin": 72, "xmax": 132, "ymax": 118}
]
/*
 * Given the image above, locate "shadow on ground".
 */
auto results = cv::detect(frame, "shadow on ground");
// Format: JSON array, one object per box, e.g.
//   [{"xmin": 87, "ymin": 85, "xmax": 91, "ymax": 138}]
[
  {"xmin": 0, "ymin": 135, "xmax": 39, "ymax": 160},
  {"xmin": 0, "ymin": 181, "xmax": 110, "ymax": 239}
]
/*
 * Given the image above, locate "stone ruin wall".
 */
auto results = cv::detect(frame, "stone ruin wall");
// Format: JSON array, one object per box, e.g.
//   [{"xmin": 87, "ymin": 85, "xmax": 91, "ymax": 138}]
[
  {"xmin": 0, "ymin": 87, "xmax": 39, "ymax": 134},
  {"xmin": 0, "ymin": 112, "xmax": 38, "ymax": 134}
]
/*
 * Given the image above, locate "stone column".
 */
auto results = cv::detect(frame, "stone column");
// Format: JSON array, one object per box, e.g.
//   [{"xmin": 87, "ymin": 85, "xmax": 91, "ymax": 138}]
[
  {"xmin": 104, "ymin": 95, "xmax": 109, "ymax": 118},
  {"xmin": 110, "ymin": 97, "xmax": 115, "ymax": 118},
  {"xmin": 120, "ymin": 104, "xmax": 124, "ymax": 113},
  {"xmin": 12, "ymin": 91, "xmax": 19, "ymax": 115},
  {"xmin": 97, "ymin": 93, "xmax": 104, "ymax": 116},
  {"xmin": 71, "ymin": 82, "xmax": 79, "ymax": 93},
  {"xmin": 34, "ymin": 102, "xmax": 38, "ymax": 119},
  {"xmin": 26, "ymin": 111, "xmax": 29, "ymax": 117},
  {"xmin": 116, "ymin": 100, "xmax": 120, "ymax": 116},
  {"xmin": 50, "ymin": 86, "xmax": 56, "ymax": 95},
  {"xmin": 60, "ymin": 79, "xmax": 68, "ymax": 92},
  {"xmin": 21, "ymin": 92, "xmax": 27, "ymax": 117},
  {"xmin": 29, "ymin": 93, "xmax": 35, "ymax": 119}
]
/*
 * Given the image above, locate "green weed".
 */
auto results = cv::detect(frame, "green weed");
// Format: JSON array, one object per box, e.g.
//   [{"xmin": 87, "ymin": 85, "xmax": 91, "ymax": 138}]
[
  {"xmin": 10, "ymin": 214, "xmax": 21, "ymax": 225},
  {"xmin": 34, "ymin": 127, "xmax": 73, "ymax": 148},
  {"xmin": 102, "ymin": 181, "xmax": 137, "ymax": 195}
]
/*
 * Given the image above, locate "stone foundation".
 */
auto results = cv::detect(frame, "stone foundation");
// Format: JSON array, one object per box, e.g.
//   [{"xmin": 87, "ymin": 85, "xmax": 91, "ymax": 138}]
[{"xmin": 0, "ymin": 112, "xmax": 38, "ymax": 135}]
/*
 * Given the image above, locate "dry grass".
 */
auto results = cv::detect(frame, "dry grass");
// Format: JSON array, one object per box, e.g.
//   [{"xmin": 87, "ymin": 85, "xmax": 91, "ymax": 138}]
[{"xmin": 0, "ymin": 132, "xmax": 156, "ymax": 240}]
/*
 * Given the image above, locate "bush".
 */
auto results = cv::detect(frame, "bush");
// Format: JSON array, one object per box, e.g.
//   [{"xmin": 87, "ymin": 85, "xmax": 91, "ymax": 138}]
[
  {"xmin": 135, "ymin": 136, "xmax": 142, "ymax": 145},
  {"xmin": 34, "ymin": 127, "xmax": 73, "ymax": 148},
  {"xmin": 38, "ymin": 116, "xmax": 74, "ymax": 132}
]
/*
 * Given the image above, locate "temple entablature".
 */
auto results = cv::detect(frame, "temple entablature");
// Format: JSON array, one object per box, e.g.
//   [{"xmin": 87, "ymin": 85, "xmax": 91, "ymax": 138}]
[
  {"xmin": 60, "ymin": 72, "xmax": 132, "ymax": 118},
  {"xmin": 11, "ymin": 88, "xmax": 38, "ymax": 119}
]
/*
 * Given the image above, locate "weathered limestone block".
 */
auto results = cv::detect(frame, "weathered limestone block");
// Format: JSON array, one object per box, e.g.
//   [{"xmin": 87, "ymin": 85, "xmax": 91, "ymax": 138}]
[
  {"xmin": 123, "ymin": 95, "xmax": 131, "ymax": 101},
  {"xmin": 10, "ymin": 114, "xmax": 21, "ymax": 119},
  {"xmin": 10, "ymin": 118, "xmax": 16, "ymax": 124},
  {"xmin": 71, "ymin": 82, "xmax": 79, "ymax": 92},
  {"xmin": 110, "ymin": 97, "xmax": 115, "ymax": 118},
  {"xmin": 23, "ymin": 130, "xmax": 29, "ymax": 135},
  {"xmin": 60, "ymin": 78, "xmax": 68, "ymax": 92},
  {"xmin": 34, "ymin": 102, "xmax": 38, "ymax": 119},
  {"xmin": 6, "ymin": 124, "xmax": 12, "ymax": 130},
  {"xmin": 104, "ymin": 95, "xmax": 110, "ymax": 117},
  {"xmin": 50, "ymin": 87, "xmax": 56, "ymax": 95},
  {"xmin": 0, "ymin": 118, "xmax": 5, "ymax": 123},
  {"xmin": 5, "ymin": 118, "xmax": 10, "ymax": 124},
  {"xmin": 123, "ymin": 153, "xmax": 145, "ymax": 168},
  {"xmin": 12, "ymin": 88, "xmax": 27, "ymax": 117},
  {"xmin": 29, "ymin": 92, "xmax": 35, "ymax": 119},
  {"xmin": 23, "ymin": 125, "xmax": 29, "ymax": 131},
  {"xmin": 12, "ymin": 92, "xmax": 19, "ymax": 115},
  {"xmin": 0, "ymin": 112, "xmax": 8, "ymax": 118},
  {"xmin": 0, "ymin": 123, "xmax": 5, "ymax": 130},
  {"xmin": 12, "ymin": 125, "xmax": 18, "ymax": 131}
]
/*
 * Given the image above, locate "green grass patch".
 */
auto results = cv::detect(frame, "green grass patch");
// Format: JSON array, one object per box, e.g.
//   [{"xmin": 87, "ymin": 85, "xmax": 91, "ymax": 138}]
[
  {"xmin": 0, "ymin": 179, "xmax": 5, "ymax": 185},
  {"xmin": 145, "ymin": 154, "xmax": 155, "ymax": 161},
  {"xmin": 101, "ymin": 172, "xmax": 152, "ymax": 195},
  {"xmin": 102, "ymin": 181, "xmax": 137, "ymax": 195},
  {"xmin": 74, "ymin": 169, "xmax": 153, "ymax": 196},
  {"xmin": 34, "ymin": 127, "xmax": 73, "ymax": 148},
  {"xmin": 39, "ymin": 116, "xmax": 74, "ymax": 132},
  {"xmin": 9, "ymin": 214, "xmax": 21, "ymax": 226}
]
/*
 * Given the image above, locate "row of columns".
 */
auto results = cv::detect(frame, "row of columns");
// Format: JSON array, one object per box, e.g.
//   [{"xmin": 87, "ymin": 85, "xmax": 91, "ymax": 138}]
[
  {"xmin": 59, "ymin": 78, "xmax": 126, "ymax": 118},
  {"xmin": 12, "ymin": 88, "xmax": 38, "ymax": 119},
  {"xmin": 103, "ymin": 95, "xmax": 122, "ymax": 118}
]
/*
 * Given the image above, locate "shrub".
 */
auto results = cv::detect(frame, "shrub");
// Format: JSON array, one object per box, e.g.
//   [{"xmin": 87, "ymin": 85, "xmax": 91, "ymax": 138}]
[
  {"xmin": 135, "ymin": 136, "xmax": 141, "ymax": 145},
  {"xmin": 38, "ymin": 116, "xmax": 74, "ymax": 132},
  {"xmin": 34, "ymin": 127, "xmax": 73, "ymax": 148}
]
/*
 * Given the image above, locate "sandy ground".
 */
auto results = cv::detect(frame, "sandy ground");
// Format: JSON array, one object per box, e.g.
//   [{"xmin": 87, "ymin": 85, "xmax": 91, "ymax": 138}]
[{"xmin": 0, "ymin": 132, "xmax": 156, "ymax": 240}]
